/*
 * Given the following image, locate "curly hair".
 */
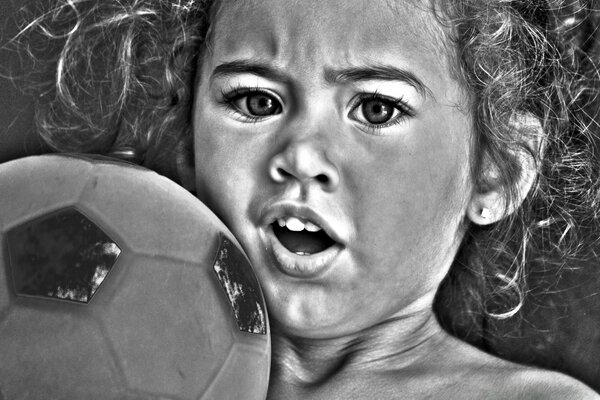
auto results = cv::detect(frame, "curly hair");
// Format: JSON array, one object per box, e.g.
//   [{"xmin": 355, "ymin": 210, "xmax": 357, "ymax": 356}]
[
  {"xmin": 10, "ymin": 0, "xmax": 216, "ymax": 179},
  {"xmin": 431, "ymin": 0, "xmax": 600, "ymax": 350},
  {"xmin": 9, "ymin": 0, "xmax": 600, "ymax": 356}
]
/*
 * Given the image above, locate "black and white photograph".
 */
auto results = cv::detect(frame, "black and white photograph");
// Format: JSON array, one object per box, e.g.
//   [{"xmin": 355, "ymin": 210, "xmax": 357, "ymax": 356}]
[{"xmin": 1, "ymin": 0, "xmax": 600, "ymax": 398}]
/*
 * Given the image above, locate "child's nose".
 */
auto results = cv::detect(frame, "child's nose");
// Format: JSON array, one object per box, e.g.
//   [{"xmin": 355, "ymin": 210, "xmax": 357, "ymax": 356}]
[{"xmin": 268, "ymin": 138, "xmax": 340, "ymax": 193}]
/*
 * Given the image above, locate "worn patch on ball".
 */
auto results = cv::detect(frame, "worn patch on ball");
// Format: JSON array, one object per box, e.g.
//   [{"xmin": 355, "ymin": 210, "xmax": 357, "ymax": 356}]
[
  {"xmin": 213, "ymin": 234, "xmax": 267, "ymax": 334},
  {"xmin": 6, "ymin": 207, "xmax": 120, "ymax": 304}
]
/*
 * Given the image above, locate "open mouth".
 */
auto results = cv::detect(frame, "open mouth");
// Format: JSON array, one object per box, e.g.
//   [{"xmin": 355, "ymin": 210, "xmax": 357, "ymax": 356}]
[{"xmin": 271, "ymin": 217, "xmax": 336, "ymax": 256}]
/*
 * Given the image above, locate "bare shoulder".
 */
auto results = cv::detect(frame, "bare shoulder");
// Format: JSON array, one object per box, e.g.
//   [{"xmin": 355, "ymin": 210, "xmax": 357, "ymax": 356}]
[
  {"xmin": 432, "ymin": 335, "xmax": 600, "ymax": 399},
  {"xmin": 322, "ymin": 333, "xmax": 599, "ymax": 400},
  {"xmin": 506, "ymin": 367, "xmax": 599, "ymax": 399}
]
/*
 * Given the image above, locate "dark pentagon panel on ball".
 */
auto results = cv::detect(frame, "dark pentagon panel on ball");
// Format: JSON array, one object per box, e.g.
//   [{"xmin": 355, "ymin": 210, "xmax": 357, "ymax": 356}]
[{"xmin": 6, "ymin": 207, "xmax": 121, "ymax": 304}]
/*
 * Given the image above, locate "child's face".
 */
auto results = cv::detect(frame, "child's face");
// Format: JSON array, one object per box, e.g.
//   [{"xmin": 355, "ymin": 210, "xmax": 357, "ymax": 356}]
[{"xmin": 193, "ymin": 0, "xmax": 474, "ymax": 337}]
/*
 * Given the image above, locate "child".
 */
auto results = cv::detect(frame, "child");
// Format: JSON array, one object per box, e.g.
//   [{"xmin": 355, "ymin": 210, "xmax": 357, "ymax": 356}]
[{"xmin": 12, "ymin": 0, "xmax": 600, "ymax": 398}]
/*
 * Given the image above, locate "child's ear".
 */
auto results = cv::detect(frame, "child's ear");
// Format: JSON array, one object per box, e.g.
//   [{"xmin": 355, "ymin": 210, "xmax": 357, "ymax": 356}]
[
  {"xmin": 467, "ymin": 114, "xmax": 543, "ymax": 225},
  {"xmin": 175, "ymin": 139, "xmax": 197, "ymax": 193}
]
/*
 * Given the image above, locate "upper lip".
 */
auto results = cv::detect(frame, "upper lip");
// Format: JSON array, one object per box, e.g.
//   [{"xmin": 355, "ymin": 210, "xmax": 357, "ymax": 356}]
[{"xmin": 260, "ymin": 201, "xmax": 348, "ymax": 246}]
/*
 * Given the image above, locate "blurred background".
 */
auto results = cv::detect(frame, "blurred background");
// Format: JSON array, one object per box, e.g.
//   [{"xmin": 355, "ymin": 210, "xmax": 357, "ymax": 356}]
[
  {"xmin": 1, "ymin": 0, "xmax": 599, "ymax": 393},
  {"xmin": 0, "ymin": 0, "xmax": 47, "ymax": 163}
]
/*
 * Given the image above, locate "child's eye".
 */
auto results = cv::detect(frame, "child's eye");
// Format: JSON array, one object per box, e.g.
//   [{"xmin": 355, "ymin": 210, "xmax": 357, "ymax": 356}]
[
  {"xmin": 224, "ymin": 89, "xmax": 283, "ymax": 119},
  {"xmin": 349, "ymin": 95, "xmax": 413, "ymax": 130}
]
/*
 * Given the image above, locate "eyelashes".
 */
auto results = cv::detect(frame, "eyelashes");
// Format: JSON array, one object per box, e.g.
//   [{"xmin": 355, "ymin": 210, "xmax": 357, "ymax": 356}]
[
  {"xmin": 219, "ymin": 84, "xmax": 415, "ymax": 133},
  {"xmin": 220, "ymin": 86, "xmax": 283, "ymax": 122},
  {"xmin": 348, "ymin": 92, "xmax": 414, "ymax": 132}
]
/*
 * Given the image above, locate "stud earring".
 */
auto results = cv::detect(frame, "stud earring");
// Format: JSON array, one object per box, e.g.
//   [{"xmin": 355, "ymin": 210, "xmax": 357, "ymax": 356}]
[{"xmin": 480, "ymin": 208, "xmax": 492, "ymax": 220}]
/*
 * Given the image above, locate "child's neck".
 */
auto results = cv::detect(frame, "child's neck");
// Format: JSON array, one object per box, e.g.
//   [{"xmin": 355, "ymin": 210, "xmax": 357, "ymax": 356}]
[{"xmin": 267, "ymin": 304, "xmax": 446, "ymax": 397}]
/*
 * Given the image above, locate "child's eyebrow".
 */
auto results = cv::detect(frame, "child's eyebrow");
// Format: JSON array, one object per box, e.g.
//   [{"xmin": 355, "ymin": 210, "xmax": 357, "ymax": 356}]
[
  {"xmin": 324, "ymin": 65, "xmax": 433, "ymax": 99},
  {"xmin": 210, "ymin": 60, "xmax": 290, "ymax": 84},
  {"xmin": 209, "ymin": 60, "xmax": 433, "ymax": 99}
]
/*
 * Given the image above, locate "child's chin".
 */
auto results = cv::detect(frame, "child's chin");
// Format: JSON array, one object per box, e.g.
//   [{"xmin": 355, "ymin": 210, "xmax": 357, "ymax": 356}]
[{"xmin": 267, "ymin": 297, "xmax": 361, "ymax": 338}]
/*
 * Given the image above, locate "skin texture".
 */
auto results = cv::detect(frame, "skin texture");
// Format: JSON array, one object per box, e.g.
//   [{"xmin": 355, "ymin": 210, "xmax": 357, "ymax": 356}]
[
  {"xmin": 189, "ymin": 0, "xmax": 600, "ymax": 398},
  {"xmin": 195, "ymin": 0, "xmax": 471, "ymax": 339}
]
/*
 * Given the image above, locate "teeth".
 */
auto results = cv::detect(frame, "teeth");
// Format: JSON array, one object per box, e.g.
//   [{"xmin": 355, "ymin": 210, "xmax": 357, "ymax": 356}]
[
  {"xmin": 304, "ymin": 221, "xmax": 320, "ymax": 232},
  {"xmin": 275, "ymin": 217, "xmax": 322, "ymax": 232},
  {"xmin": 285, "ymin": 217, "xmax": 305, "ymax": 232}
]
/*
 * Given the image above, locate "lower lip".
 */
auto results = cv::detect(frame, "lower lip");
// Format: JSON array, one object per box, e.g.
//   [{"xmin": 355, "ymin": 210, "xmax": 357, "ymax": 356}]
[{"xmin": 264, "ymin": 226, "xmax": 342, "ymax": 278}]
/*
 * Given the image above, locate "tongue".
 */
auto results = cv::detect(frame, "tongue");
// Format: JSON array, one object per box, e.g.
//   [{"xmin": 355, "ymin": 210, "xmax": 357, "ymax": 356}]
[{"xmin": 273, "ymin": 224, "xmax": 335, "ymax": 254}]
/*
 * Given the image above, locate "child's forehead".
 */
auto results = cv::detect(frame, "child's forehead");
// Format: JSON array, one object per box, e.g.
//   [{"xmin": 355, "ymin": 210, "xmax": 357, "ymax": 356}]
[
  {"xmin": 207, "ymin": 0, "xmax": 453, "ymax": 78},
  {"xmin": 213, "ymin": 0, "xmax": 445, "ymax": 57}
]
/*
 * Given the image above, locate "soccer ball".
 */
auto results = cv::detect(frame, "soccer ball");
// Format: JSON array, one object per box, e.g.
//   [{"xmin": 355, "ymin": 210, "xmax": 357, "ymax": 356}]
[{"xmin": 0, "ymin": 154, "xmax": 270, "ymax": 400}]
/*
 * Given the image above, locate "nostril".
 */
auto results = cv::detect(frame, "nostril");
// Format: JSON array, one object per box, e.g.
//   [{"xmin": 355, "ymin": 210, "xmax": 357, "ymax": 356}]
[
  {"xmin": 270, "ymin": 166, "xmax": 294, "ymax": 183},
  {"xmin": 268, "ymin": 152, "xmax": 339, "ymax": 190},
  {"xmin": 315, "ymin": 174, "xmax": 329, "ymax": 184},
  {"xmin": 278, "ymin": 168, "xmax": 292, "ymax": 178}
]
